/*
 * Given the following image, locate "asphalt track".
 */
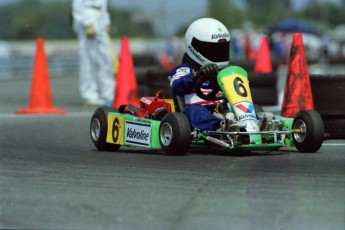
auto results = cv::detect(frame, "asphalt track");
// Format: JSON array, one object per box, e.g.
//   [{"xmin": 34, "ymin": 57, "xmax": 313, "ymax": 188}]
[{"xmin": 1, "ymin": 75, "xmax": 344, "ymax": 229}]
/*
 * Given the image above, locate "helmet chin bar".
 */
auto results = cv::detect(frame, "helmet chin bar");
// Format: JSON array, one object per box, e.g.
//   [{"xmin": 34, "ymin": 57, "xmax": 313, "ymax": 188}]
[{"xmin": 182, "ymin": 53, "xmax": 202, "ymax": 70}]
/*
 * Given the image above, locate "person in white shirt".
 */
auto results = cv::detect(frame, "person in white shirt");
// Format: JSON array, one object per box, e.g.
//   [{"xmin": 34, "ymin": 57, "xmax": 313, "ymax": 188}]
[{"xmin": 72, "ymin": 0, "xmax": 115, "ymax": 106}]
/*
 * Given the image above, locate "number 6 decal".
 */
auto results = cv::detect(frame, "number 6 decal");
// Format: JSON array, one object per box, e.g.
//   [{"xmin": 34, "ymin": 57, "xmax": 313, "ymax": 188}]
[
  {"xmin": 112, "ymin": 117, "xmax": 120, "ymax": 143},
  {"xmin": 233, "ymin": 77, "xmax": 248, "ymax": 97}
]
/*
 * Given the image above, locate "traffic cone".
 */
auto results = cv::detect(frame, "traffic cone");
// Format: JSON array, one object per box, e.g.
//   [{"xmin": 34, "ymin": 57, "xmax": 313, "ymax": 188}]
[
  {"xmin": 16, "ymin": 38, "xmax": 66, "ymax": 115},
  {"xmin": 112, "ymin": 37, "xmax": 139, "ymax": 108},
  {"xmin": 254, "ymin": 37, "xmax": 272, "ymax": 73},
  {"xmin": 159, "ymin": 52, "xmax": 174, "ymax": 70},
  {"xmin": 281, "ymin": 33, "xmax": 314, "ymax": 118},
  {"xmin": 244, "ymin": 36, "xmax": 256, "ymax": 60}
]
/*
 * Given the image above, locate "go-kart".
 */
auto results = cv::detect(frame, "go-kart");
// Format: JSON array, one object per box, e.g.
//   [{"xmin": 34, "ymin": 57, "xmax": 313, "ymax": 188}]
[{"xmin": 90, "ymin": 65, "xmax": 325, "ymax": 155}]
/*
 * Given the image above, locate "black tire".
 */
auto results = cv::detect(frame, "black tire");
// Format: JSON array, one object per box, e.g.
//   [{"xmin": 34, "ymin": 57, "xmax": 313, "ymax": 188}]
[
  {"xmin": 159, "ymin": 113, "xmax": 191, "ymax": 155},
  {"xmin": 90, "ymin": 107, "xmax": 121, "ymax": 152},
  {"xmin": 292, "ymin": 110, "xmax": 324, "ymax": 153}
]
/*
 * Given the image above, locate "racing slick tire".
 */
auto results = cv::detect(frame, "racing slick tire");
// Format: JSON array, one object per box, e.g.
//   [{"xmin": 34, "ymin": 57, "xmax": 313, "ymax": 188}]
[
  {"xmin": 90, "ymin": 107, "xmax": 121, "ymax": 152},
  {"xmin": 159, "ymin": 112, "xmax": 191, "ymax": 155},
  {"xmin": 292, "ymin": 110, "xmax": 324, "ymax": 153}
]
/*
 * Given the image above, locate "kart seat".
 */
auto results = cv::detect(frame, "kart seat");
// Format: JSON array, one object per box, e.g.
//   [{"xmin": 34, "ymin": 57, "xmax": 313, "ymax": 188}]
[{"xmin": 172, "ymin": 93, "xmax": 185, "ymax": 112}]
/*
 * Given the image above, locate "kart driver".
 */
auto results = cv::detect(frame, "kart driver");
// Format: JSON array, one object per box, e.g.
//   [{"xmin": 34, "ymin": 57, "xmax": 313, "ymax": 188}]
[
  {"xmin": 169, "ymin": 18, "xmax": 235, "ymax": 131},
  {"xmin": 169, "ymin": 18, "xmax": 273, "ymax": 132}
]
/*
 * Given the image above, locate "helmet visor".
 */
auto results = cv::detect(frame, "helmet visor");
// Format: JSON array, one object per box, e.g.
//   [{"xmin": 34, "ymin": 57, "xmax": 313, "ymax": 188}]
[{"xmin": 191, "ymin": 37, "xmax": 230, "ymax": 63}]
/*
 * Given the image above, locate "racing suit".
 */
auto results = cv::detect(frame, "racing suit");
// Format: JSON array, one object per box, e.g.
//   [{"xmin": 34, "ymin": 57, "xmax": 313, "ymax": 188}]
[
  {"xmin": 72, "ymin": 0, "xmax": 115, "ymax": 104},
  {"xmin": 169, "ymin": 64, "xmax": 223, "ymax": 131}
]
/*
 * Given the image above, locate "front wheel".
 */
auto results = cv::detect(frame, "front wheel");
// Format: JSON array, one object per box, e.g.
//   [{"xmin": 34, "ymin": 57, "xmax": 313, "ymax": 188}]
[
  {"xmin": 159, "ymin": 113, "xmax": 191, "ymax": 155},
  {"xmin": 90, "ymin": 107, "xmax": 121, "ymax": 152},
  {"xmin": 292, "ymin": 110, "xmax": 324, "ymax": 153}
]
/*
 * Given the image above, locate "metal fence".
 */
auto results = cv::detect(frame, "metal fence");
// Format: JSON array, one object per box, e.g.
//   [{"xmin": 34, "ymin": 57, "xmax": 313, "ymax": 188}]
[
  {"xmin": 0, "ymin": 55, "xmax": 79, "ymax": 81},
  {"xmin": 0, "ymin": 38, "xmax": 169, "ymax": 81}
]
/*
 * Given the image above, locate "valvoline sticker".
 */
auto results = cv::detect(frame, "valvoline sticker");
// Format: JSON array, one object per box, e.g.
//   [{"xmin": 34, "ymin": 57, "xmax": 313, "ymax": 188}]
[
  {"xmin": 233, "ymin": 101, "xmax": 257, "ymax": 121},
  {"xmin": 124, "ymin": 121, "xmax": 151, "ymax": 147}
]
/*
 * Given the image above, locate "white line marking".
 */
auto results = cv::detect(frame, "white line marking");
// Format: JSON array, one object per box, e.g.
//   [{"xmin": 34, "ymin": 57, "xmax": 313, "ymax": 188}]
[{"xmin": 323, "ymin": 143, "xmax": 345, "ymax": 146}]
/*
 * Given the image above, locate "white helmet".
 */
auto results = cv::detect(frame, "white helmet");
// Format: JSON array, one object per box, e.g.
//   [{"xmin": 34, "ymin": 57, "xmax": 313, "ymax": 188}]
[{"xmin": 185, "ymin": 18, "xmax": 230, "ymax": 69}]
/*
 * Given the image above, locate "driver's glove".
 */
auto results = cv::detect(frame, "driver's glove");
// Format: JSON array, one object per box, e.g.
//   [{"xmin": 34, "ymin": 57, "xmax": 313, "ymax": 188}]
[
  {"xmin": 85, "ymin": 25, "xmax": 96, "ymax": 39},
  {"xmin": 190, "ymin": 63, "xmax": 219, "ymax": 83}
]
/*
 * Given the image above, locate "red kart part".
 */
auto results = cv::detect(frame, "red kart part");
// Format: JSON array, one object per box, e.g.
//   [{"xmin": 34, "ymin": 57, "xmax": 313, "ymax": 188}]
[{"xmin": 119, "ymin": 91, "xmax": 174, "ymax": 120}]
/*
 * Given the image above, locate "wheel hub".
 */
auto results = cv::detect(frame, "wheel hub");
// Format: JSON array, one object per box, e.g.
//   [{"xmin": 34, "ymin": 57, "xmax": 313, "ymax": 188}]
[
  {"xmin": 293, "ymin": 119, "xmax": 307, "ymax": 143},
  {"xmin": 91, "ymin": 118, "xmax": 101, "ymax": 141},
  {"xmin": 160, "ymin": 123, "xmax": 173, "ymax": 146}
]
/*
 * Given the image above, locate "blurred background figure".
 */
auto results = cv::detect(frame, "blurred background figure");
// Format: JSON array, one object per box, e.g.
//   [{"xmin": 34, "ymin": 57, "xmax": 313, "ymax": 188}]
[{"xmin": 72, "ymin": 0, "xmax": 115, "ymax": 106}]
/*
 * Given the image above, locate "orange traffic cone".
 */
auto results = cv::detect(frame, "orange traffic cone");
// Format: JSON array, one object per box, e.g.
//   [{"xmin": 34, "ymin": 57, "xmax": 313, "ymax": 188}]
[
  {"xmin": 244, "ymin": 36, "xmax": 256, "ymax": 60},
  {"xmin": 159, "ymin": 52, "xmax": 174, "ymax": 70},
  {"xmin": 112, "ymin": 37, "xmax": 139, "ymax": 108},
  {"xmin": 281, "ymin": 33, "xmax": 314, "ymax": 118},
  {"xmin": 254, "ymin": 37, "xmax": 272, "ymax": 73},
  {"xmin": 16, "ymin": 38, "xmax": 66, "ymax": 115}
]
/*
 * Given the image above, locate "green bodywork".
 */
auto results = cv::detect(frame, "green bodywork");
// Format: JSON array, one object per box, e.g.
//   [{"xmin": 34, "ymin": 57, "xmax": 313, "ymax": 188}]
[
  {"xmin": 107, "ymin": 112, "xmax": 162, "ymax": 148},
  {"xmin": 107, "ymin": 112, "xmax": 295, "ymax": 151}
]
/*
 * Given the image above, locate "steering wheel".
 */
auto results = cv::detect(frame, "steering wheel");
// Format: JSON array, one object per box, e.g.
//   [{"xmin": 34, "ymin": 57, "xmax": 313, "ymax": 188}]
[{"xmin": 194, "ymin": 73, "xmax": 224, "ymax": 101}]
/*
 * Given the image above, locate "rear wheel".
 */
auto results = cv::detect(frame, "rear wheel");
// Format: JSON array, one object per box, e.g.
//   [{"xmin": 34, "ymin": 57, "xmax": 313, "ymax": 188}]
[
  {"xmin": 292, "ymin": 110, "xmax": 324, "ymax": 153},
  {"xmin": 159, "ymin": 113, "xmax": 191, "ymax": 155},
  {"xmin": 90, "ymin": 107, "xmax": 121, "ymax": 152}
]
